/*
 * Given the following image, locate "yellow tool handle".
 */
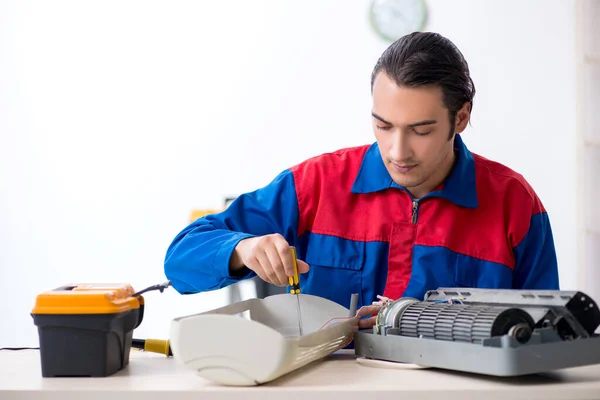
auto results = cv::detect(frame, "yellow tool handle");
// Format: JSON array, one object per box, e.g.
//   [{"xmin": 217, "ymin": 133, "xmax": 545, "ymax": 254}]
[
  {"xmin": 288, "ymin": 246, "xmax": 301, "ymax": 295},
  {"xmin": 144, "ymin": 339, "xmax": 171, "ymax": 356},
  {"xmin": 132, "ymin": 338, "xmax": 172, "ymax": 356}
]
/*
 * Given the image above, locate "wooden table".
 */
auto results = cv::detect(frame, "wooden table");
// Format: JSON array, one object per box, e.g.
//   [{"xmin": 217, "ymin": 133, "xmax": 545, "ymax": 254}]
[{"xmin": 1, "ymin": 349, "xmax": 600, "ymax": 400}]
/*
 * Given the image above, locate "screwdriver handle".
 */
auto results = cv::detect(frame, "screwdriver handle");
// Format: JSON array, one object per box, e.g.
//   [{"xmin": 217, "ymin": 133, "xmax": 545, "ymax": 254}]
[{"xmin": 288, "ymin": 246, "xmax": 301, "ymax": 295}]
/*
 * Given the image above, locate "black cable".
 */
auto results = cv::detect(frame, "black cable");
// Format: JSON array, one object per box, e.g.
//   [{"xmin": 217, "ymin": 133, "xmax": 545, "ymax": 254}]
[
  {"xmin": 1, "ymin": 347, "xmax": 39, "ymax": 350},
  {"xmin": 131, "ymin": 281, "xmax": 171, "ymax": 297}
]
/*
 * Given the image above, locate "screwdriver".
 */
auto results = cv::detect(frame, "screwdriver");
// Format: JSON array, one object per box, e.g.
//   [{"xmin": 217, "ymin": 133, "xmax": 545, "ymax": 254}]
[
  {"xmin": 131, "ymin": 338, "xmax": 172, "ymax": 356},
  {"xmin": 289, "ymin": 246, "xmax": 303, "ymax": 336}
]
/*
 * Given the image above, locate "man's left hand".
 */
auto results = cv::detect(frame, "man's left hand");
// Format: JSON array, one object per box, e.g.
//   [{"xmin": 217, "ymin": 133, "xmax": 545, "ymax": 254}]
[{"xmin": 355, "ymin": 305, "xmax": 381, "ymax": 329}]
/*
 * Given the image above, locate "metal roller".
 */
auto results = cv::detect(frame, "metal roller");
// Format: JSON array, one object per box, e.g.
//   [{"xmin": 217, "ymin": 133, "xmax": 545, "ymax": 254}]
[{"xmin": 376, "ymin": 298, "xmax": 535, "ymax": 344}]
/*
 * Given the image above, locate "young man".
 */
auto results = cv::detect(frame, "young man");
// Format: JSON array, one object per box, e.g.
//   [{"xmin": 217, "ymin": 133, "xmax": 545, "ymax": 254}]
[{"xmin": 164, "ymin": 32, "xmax": 559, "ymax": 327}]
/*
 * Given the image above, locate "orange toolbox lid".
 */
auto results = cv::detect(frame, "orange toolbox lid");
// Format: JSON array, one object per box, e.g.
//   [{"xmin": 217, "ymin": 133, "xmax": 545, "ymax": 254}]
[{"xmin": 32, "ymin": 283, "xmax": 143, "ymax": 315}]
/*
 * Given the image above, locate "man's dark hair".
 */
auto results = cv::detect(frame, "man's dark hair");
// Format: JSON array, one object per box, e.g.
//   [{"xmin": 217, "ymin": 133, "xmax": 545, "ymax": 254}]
[{"xmin": 371, "ymin": 32, "xmax": 475, "ymax": 137}]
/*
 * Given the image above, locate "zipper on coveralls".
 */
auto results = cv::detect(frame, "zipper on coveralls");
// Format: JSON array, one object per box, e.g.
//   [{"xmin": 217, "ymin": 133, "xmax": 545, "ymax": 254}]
[{"xmin": 411, "ymin": 200, "xmax": 419, "ymax": 224}]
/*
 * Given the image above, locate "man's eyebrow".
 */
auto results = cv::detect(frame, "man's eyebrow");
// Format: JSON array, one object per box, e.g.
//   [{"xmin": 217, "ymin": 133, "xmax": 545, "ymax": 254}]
[
  {"xmin": 408, "ymin": 119, "xmax": 437, "ymax": 128},
  {"xmin": 371, "ymin": 112, "xmax": 437, "ymax": 128},
  {"xmin": 371, "ymin": 112, "xmax": 392, "ymax": 125}
]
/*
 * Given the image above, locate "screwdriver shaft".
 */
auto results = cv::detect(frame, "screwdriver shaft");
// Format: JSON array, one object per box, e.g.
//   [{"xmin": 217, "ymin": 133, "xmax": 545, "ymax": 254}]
[{"xmin": 296, "ymin": 295, "xmax": 303, "ymax": 336}]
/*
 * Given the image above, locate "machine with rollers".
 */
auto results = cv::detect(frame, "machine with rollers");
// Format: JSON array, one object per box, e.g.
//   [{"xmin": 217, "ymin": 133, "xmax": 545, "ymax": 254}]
[{"xmin": 354, "ymin": 288, "xmax": 600, "ymax": 376}]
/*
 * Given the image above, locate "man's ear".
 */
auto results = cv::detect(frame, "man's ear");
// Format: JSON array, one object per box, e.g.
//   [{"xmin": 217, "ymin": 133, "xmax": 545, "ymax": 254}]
[{"xmin": 454, "ymin": 102, "xmax": 471, "ymax": 134}]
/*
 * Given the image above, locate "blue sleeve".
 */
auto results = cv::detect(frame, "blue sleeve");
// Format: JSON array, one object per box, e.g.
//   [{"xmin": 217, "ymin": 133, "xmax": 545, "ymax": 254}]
[
  {"xmin": 512, "ymin": 211, "xmax": 560, "ymax": 290},
  {"xmin": 164, "ymin": 170, "xmax": 300, "ymax": 294}
]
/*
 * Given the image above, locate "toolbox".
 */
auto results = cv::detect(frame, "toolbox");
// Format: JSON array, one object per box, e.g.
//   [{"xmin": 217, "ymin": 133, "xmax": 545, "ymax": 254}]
[{"xmin": 31, "ymin": 283, "xmax": 144, "ymax": 377}]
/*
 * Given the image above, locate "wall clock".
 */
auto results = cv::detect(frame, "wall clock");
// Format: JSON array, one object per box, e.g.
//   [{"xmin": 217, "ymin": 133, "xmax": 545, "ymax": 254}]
[{"xmin": 369, "ymin": 0, "xmax": 428, "ymax": 42}]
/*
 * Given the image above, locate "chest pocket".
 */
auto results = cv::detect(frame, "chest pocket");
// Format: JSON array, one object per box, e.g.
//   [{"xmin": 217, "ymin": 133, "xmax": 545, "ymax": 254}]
[
  {"xmin": 406, "ymin": 245, "xmax": 513, "ymax": 300},
  {"xmin": 300, "ymin": 238, "xmax": 365, "ymax": 310},
  {"xmin": 453, "ymin": 252, "xmax": 513, "ymax": 289}
]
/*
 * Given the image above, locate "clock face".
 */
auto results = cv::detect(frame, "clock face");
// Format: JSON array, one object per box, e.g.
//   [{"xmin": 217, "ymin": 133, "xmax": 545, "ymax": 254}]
[{"xmin": 370, "ymin": 0, "xmax": 428, "ymax": 42}]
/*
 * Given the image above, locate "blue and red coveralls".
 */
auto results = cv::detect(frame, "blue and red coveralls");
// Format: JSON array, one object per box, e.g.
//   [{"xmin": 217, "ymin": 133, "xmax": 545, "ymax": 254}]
[{"xmin": 164, "ymin": 134, "xmax": 559, "ymax": 310}]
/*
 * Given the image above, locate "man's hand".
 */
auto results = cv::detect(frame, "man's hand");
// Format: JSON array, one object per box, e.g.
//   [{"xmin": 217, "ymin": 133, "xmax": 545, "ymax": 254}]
[
  {"xmin": 355, "ymin": 305, "xmax": 382, "ymax": 329},
  {"xmin": 230, "ymin": 234, "xmax": 310, "ymax": 286}
]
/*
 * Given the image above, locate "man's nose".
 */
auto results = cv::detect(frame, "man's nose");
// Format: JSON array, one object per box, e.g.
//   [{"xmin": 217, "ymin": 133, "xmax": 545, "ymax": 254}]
[{"xmin": 390, "ymin": 133, "xmax": 412, "ymax": 161}]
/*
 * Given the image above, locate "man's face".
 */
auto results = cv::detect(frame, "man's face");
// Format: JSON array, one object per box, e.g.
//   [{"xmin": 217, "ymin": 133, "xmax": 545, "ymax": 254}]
[{"xmin": 371, "ymin": 71, "xmax": 458, "ymax": 198}]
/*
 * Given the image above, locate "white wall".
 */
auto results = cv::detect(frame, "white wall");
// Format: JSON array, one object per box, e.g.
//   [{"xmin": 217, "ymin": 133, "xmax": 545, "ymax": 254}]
[
  {"xmin": 0, "ymin": 0, "xmax": 579, "ymax": 347},
  {"xmin": 577, "ymin": 0, "xmax": 600, "ymax": 302}
]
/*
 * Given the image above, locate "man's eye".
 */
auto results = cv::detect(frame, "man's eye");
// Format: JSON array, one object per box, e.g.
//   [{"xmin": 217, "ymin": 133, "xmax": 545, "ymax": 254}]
[
  {"xmin": 414, "ymin": 130, "xmax": 431, "ymax": 136},
  {"xmin": 377, "ymin": 125, "xmax": 392, "ymax": 131}
]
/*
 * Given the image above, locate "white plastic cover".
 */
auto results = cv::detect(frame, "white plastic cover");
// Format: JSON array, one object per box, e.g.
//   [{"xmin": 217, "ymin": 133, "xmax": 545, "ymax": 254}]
[{"xmin": 169, "ymin": 293, "xmax": 357, "ymax": 386}]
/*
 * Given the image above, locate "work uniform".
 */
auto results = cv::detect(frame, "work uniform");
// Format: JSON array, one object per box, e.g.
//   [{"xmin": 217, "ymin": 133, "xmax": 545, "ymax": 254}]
[{"xmin": 164, "ymin": 134, "xmax": 559, "ymax": 310}]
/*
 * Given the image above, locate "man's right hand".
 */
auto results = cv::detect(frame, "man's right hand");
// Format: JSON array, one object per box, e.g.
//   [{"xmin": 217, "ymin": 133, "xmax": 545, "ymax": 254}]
[{"xmin": 229, "ymin": 234, "xmax": 310, "ymax": 286}]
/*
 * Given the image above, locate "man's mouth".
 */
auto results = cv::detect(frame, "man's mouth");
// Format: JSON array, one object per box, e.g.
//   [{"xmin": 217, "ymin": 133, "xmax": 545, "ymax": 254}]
[{"xmin": 391, "ymin": 162, "xmax": 417, "ymax": 173}]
